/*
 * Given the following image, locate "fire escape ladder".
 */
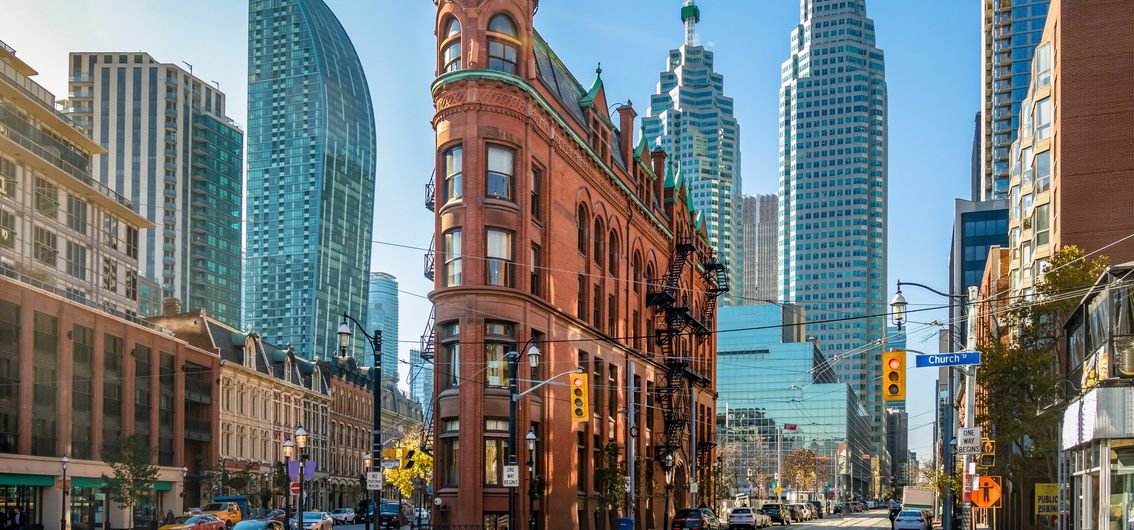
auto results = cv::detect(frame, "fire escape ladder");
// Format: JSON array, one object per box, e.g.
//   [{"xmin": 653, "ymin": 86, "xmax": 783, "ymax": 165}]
[
  {"xmin": 420, "ymin": 306, "xmax": 436, "ymax": 363},
  {"xmin": 425, "ymin": 169, "xmax": 436, "ymax": 212},
  {"xmin": 424, "ymin": 236, "xmax": 436, "ymax": 281},
  {"xmin": 698, "ymin": 251, "xmax": 730, "ymax": 335},
  {"xmin": 649, "ymin": 234, "xmax": 698, "ymax": 461}
]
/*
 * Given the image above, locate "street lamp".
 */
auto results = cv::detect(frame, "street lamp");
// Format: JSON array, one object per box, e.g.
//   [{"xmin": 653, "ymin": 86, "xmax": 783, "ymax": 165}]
[
  {"xmin": 663, "ymin": 454, "xmax": 676, "ymax": 530},
  {"xmin": 336, "ymin": 314, "xmax": 383, "ymax": 530},
  {"xmin": 180, "ymin": 466, "xmax": 188, "ymax": 513},
  {"xmin": 60, "ymin": 455, "xmax": 69, "ymax": 530},
  {"xmin": 295, "ymin": 426, "xmax": 309, "ymax": 519},
  {"xmin": 526, "ymin": 428, "xmax": 538, "ymax": 529},
  {"xmin": 890, "ymin": 280, "xmax": 968, "ymax": 530},
  {"xmin": 507, "ymin": 337, "xmax": 541, "ymax": 529},
  {"xmin": 282, "ymin": 439, "xmax": 295, "ymax": 520}
]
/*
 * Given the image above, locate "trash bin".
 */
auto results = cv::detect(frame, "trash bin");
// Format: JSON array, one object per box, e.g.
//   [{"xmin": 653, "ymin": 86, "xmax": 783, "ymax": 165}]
[{"xmin": 615, "ymin": 516, "xmax": 633, "ymax": 530}]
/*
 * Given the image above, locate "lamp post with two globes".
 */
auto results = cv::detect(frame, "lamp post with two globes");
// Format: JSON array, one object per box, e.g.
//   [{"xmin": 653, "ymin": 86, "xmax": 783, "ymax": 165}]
[{"xmin": 336, "ymin": 314, "xmax": 383, "ymax": 529}]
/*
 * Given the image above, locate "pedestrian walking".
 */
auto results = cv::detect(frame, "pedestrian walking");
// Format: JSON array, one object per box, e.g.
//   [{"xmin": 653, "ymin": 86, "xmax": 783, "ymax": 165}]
[{"xmin": 8, "ymin": 507, "xmax": 22, "ymax": 530}]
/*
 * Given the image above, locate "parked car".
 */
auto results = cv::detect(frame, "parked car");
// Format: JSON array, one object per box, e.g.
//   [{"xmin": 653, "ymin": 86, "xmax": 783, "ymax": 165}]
[
  {"xmin": 159, "ymin": 514, "xmax": 226, "ymax": 530},
  {"xmin": 290, "ymin": 512, "xmax": 334, "ymax": 530},
  {"xmin": 670, "ymin": 507, "xmax": 721, "ymax": 529},
  {"xmin": 786, "ymin": 504, "xmax": 806, "ymax": 522},
  {"xmin": 753, "ymin": 509, "xmax": 772, "ymax": 528},
  {"xmin": 726, "ymin": 506, "xmax": 767, "ymax": 529},
  {"xmin": 377, "ymin": 502, "xmax": 407, "ymax": 529},
  {"xmin": 893, "ymin": 509, "xmax": 931, "ymax": 530},
  {"xmin": 760, "ymin": 504, "xmax": 792, "ymax": 526},
  {"xmin": 201, "ymin": 501, "xmax": 245, "ymax": 526},
  {"xmin": 808, "ymin": 500, "xmax": 824, "ymax": 518},
  {"xmin": 330, "ymin": 508, "xmax": 355, "ymax": 524},
  {"xmin": 265, "ymin": 509, "xmax": 287, "ymax": 522},
  {"xmin": 233, "ymin": 521, "xmax": 285, "ymax": 530}
]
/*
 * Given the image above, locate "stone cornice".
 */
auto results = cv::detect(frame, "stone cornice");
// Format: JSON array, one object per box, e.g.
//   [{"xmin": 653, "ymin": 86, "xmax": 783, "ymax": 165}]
[{"xmin": 431, "ymin": 69, "xmax": 674, "ymax": 240}]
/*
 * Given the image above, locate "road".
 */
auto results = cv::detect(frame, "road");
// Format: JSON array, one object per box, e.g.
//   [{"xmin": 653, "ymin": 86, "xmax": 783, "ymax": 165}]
[{"xmin": 330, "ymin": 511, "xmax": 896, "ymax": 530}]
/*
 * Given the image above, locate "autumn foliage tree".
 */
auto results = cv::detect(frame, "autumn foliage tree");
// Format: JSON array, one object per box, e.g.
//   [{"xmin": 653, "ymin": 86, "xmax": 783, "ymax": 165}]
[
  {"xmin": 781, "ymin": 449, "xmax": 829, "ymax": 492},
  {"xmin": 381, "ymin": 434, "xmax": 433, "ymax": 498}
]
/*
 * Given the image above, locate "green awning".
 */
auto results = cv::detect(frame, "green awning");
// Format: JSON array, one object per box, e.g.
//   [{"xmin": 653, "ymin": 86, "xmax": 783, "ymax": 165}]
[
  {"xmin": 0, "ymin": 473, "xmax": 55, "ymax": 487},
  {"xmin": 71, "ymin": 478, "xmax": 173, "ymax": 490}
]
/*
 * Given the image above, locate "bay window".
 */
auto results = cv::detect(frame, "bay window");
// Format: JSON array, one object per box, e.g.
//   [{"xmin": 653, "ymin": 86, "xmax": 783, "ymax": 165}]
[
  {"xmin": 443, "ymin": 229, "xmax": 462, "ymax": 287},
  {"xmin": 486, "ymin": 145, "xmax": 514, "ymax": 201},
  {"xmin": 485, "ymin": 229, "xmax": 514, "ymax": 287},
  {"xmin": 486, "ymin": 15, "xmax": 519, "ymax": 74},
  {"xmin": 443, "ymin": 145, "xmax": 462, "ymax": 202}
]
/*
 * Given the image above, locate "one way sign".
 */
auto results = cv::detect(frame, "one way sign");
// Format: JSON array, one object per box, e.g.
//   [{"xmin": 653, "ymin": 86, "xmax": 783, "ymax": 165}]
[{"xmin": 956, "ymin": 427, "xmax": 982, "ymax": 455}]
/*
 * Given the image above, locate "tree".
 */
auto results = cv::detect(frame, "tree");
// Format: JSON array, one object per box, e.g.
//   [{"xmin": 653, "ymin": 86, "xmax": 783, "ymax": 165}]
[
  {"xmin": 781, "ymin": 449, "xmax": 829, "ymax": 493},
  {"xmin": 381, "ymin": 434, "xmax": 433, "ymax": 499},
  {"xmin": 592, "ymin": 441, "xmax": 627, "ymax": 518},
  {"xmin": 102, "ymin": 434, "xmax": 159, "ymax": 529},
  {"xmin": 978, "ymin": 246, "xmax": 1108, "ymax": 485}
]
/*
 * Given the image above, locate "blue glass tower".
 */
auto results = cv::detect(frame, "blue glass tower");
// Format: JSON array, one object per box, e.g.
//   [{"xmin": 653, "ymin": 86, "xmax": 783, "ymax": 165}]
[
  {"xmin": 779, "ymin": 0, "xmax": 888, "ymax": 450},
  {"xmin": 245, "ymin": 0, "xmax": 376, "ymax": 362},
  {"xmin": 366, "ymin": 272, "xmax": 399, "ymax": 380}
]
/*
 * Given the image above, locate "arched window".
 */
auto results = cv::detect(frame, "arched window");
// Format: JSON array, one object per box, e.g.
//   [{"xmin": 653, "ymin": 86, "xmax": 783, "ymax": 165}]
[
  {"xmin": 486, "ymin": 14, "xmax": 519, "ymax": 74},
  {"xmin": 440, "ymin": 17, "xmax": 462, "ymax": 72},
  {"xmin": 632, "ymin": 252, "xmax": 642, "ymax": 293},
  {"xmin": 593, "ymin": 218, "xmax": 604, "ymax": 266},
  {"xmin": 577, "ymin": 205, "xmax": 588, "ymax": 255},
  {"xmin": 646, "ymin": 263, "xmax": 655, "ymax": 292},
  {"xmin": 608, "ymin": 231, "xmax": 618, "ymax": 276}
]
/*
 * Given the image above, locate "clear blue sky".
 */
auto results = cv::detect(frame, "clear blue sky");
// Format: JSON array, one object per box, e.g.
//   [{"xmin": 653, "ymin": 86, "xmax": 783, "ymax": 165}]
[{"xmin": 1, "ymin": 0, "xmax": 980, "ymax": 461}]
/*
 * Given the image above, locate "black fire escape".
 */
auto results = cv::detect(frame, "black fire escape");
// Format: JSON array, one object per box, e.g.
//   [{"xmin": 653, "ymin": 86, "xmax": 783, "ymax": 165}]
[
  {"xmin": 647, "ymin": 235, "xmax": 697, "ymax": 461},
  {"xmin": 697, "ymin": 249, "xmax": 729, "ymax": 467}
]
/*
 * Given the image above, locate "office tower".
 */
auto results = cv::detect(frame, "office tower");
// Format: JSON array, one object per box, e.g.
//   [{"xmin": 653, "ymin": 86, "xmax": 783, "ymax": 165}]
[
  {"xmin": 642, "ymin": 1, "xmax": 742, "ymax": 304},
  {"xmin": 1, "ymin": 40, "xmax": 150, "ymax": 315},
  {"xmin": 66, "ymin": 52, "xmax": 243, "ymax": 327},
  {"xmin": 366, "ymin": 272, "xmax": 399, "ymax": 380},
  {"xmin": 716, "ymin": 304, "xmax": 872, "ymax": 501},
  {"xmin": 430, "ymin": 0, "xmax": 726, "ymax": 525},
  {"xmin": 886, "ymin": 409, "xmax": 909, "ymax": 486},
  {"xmin": 980, "ymin": 0, "xmax": 1050, "ymax": 200},
  {"xmin": 409, "ymin": 348, "xmax": 433, "ymax": 424},
  {"xmin": 948, "ymin": 198, "xmax": 1008, "ymax": 348},
  {"xmin": 741, "ymin": 194, "xmax": 778, "ymax": 303},
  {"xmin": 779, "ymin": 0, "xmax": 889, "ymax": 448},
  {"xmin": 245, "ymin": 0, "xmax": 377, "ymax": 362},
  {"xmin": 1006, "ymin": 0, "xmax": 1134, "ymax": 299}
]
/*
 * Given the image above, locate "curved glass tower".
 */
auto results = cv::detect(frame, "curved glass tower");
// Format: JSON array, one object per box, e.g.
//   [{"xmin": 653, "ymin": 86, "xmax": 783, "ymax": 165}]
[{"xmin": 245, "ymin": 0, "xmax": 376, "ymax": 362}]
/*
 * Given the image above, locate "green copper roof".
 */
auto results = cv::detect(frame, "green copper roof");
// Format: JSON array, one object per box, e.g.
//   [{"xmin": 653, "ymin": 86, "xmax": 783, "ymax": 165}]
[
  {"xmin": 681, "ymin": 3, "xmax": 701, "ymax": 23},
  {"xmin": 664, "ymin": 161, "xmax": 680, "ymax": 190},
  {"xmin": 579, "ymin": 63, "xmax": 603, "ymax": 108},
  {"xmin": 695, "ymin": 210, "xmax": 704, "ymax": 230},
  {"xmin": 685, "ymin": 183, "xmax": 696, "ymax": 213}
]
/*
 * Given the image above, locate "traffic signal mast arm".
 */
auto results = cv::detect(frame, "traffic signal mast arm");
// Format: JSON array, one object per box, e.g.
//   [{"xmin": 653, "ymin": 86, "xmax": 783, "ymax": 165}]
[{"xmin": 514, "ymin": 367, "xmax": 586, "ymax": 401}]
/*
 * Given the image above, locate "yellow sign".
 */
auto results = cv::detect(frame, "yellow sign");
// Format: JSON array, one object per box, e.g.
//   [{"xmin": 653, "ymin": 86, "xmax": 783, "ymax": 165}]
[
  {"xmin": 972, "ymin": 476, "xmax": 1003, "ymax": 508},
  {"xmin": 1035, "ymin": 483, "xmax": 1058, "ymax": 515},
  {"xmin": 774, "ymin": 486, "xmax": 782, "ymax": 495}
]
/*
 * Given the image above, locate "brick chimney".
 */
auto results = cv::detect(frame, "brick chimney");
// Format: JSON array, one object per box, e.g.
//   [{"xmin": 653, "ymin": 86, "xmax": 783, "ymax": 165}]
[
  {"xmin": 616, "ymin": 101, "xmax": 636, "ymax": 166},
  {"xmin": 650, "ymin": 148, "xmax": 667, "ymax": 203},
  {"xmin": 163, "ymin": 298, "xmax": 182, "ymax": 316}
]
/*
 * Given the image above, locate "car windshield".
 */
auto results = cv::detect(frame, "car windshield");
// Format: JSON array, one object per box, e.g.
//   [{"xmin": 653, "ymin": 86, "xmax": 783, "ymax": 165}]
[
  {"xmin": 333, "ymin": 509, "xmax": 347, "ymax": 513},
  {"xmin": 302, "ymin": 512, "xmax": 323, "ymax": 521},
  {"xmin": 174, "ymin": 516, "xmax": 200, "ymax": 524},
  {"xmin": 674, "ymin": 509, "xmax": 702, "ymax": 518},
  {"xmin": 233, "ymin": 523, "xmax": 267, "ymax": 530},
  {"xmin": 201, "ymin": 503, "xmax": 229, "ymax": 511},
  {"xmin": 380, "ymin": 503, "xmax": 400, "ymax": 514},
  {"xmin": 732, "ymin": 508, "xmax": 751, "ymax": 514},
  {"xmin": 764, "ymin": 505, "xmax": 780, "ymax": 511}
]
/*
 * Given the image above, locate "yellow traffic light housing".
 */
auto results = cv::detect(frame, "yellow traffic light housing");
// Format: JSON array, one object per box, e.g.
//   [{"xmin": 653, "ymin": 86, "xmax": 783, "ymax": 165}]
[
  {"xmin": 569, "ymin": 373, "xmax": 590, "ymax": 423},
  {"xmin": 882, "ymin": 350, "xmax": 906, "ymax": 401}
]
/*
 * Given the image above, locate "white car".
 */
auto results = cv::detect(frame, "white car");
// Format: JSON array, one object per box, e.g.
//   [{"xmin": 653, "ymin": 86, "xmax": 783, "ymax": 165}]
[
  {"xmin": 290, "ymin": 511, "xmax": 334, "ymax": 530},
  {"xmin": 893, "ymin": 509, "xmax": 931, "ymax": 530},
  {"xmin": 330, "ymin": 508, "xmax": 355, "ymax": 524},
  {"xmin": 727, "ymin": 506, "xmax": 770, "ymax": 529}
]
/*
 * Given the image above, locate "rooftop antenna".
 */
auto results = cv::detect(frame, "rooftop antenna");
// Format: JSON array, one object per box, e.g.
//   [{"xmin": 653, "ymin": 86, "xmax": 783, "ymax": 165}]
[{"xmin": 681, "ymin": 0, "xmax": 701, "ymax": 47}]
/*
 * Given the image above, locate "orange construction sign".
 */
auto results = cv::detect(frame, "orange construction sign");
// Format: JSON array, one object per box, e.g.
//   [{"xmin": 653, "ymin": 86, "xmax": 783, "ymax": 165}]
[{"xmin": 972, "ymin": 476, "xmax": 1003, "ymax": 508}]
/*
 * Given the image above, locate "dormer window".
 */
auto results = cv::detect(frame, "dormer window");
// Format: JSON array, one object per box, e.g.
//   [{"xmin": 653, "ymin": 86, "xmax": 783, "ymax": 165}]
[
  {"xmin": 487, "ymin": 14, "xmax": 519, "ymax": 74},
  {"xmin": 441, "ymin": 17, "xmax": 462, "ymax": 73}
]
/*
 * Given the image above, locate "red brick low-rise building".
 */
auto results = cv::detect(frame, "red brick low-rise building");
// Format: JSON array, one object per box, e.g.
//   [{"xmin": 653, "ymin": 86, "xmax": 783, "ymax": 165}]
[{"xmin": 427, "ymin": 2, "xmax": 726, "ymax": 528}]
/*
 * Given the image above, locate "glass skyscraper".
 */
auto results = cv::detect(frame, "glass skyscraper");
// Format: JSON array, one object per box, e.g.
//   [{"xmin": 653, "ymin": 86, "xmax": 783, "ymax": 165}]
[
  {"xmin": 409, "ymin": 348, "xmax": 433, "ymax": 424},
  {"xmin": 716, "ymin": 305, "xmax": 872, "ymax": 499},
  {"xmin": 366, "ymin": 272, "xmax": 399, "ymax": 380},
  {"xmin": 643, "ymin": 1, "xmax": 742, "ymax": 304},
  {"xmin": 779, "ymin": 0, "xmax": 888, "ymax": 449},
  {"xmin": 245, "ymin": 0, "xmax": 376, "ymax": 362},
  {"xmin": 980, "ymin": 0, "xmax": 1050, "ymax": 200},
  {"xmin": 741, "ymin": 194, "xmax": 778, "ymax": 303},
  {"xmin": 67, "ymin": 53, "xmax": 243, "ymax": 327}
]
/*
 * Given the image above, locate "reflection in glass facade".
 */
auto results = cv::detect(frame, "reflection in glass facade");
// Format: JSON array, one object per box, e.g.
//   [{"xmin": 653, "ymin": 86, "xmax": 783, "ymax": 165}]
[
  {"xmin": 716, "ymin": 305, "xmax": 872, "ymax": 499},
  {"xmin": 245, "ymin": 0, "xmax": 376, "ymax": 362},
  {"xmin": 366, "ymin": 272, "xmax": 399, "ymax": 380},
  {"xmin": 981, "ymin": 0, "xmax": 1050, "ymax": 200},
  {"xmin": 779, "ymin": 0, "xmax": 889, "ymax": 450}
]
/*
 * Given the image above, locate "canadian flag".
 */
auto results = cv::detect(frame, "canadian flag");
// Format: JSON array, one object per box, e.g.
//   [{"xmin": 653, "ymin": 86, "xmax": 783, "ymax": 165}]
[{"xmin": 783, "ymin": 424, "xmax": 798, "ymax": 431}]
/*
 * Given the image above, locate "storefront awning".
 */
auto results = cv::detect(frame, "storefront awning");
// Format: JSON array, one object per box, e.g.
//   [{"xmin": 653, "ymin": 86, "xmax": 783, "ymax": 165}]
[
  {"xmin": 0, "ymin": 474, "xmax": 55, "ymax": 487},
  {"xmin": 70, "ymin": 477, "xmax": 174, "ymax": 490}
]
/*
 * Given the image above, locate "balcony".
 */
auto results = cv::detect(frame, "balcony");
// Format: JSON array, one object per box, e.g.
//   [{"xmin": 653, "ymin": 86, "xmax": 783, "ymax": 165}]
[
  {"xmin": 69, "ymin": 74, "xmax": 93, "ymax": 84},
  {"xmin": 423, "ymin": 236, "xmax": 435, "ymax": 281},
  {"xmin": 185, "ymin": 378, "xmax": 212, "ymax": 404},
  {"xmin": 425, "ymin": 170, "xmax": 436, "ymax": 212}
]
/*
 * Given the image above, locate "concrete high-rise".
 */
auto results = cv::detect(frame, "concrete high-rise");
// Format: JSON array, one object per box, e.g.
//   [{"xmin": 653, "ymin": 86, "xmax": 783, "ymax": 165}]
[
  {"xmin": 980, "ymin": 0, "xmax": 1050, "ymax": 200},
  {"xmin": 366, "ymin": 272, "xmax": 399, "ymax": 380},
  {"xmin": 741, "ymin": 194, "xmax": 777, "ymax": 303},
  {"xmin": 66, "ymin": 52, "xmax": 243, "ymax": 327},
  {"xmin": 643, "ymin": 1, "xmax": 741, "ymax": 304},
  {"xmin": 779, "ymin": 0, "xmax": 889, "ymax": 449},
  {"xmin": 244, "ymin": 0, "xmax": 376, "ymax": 362}
]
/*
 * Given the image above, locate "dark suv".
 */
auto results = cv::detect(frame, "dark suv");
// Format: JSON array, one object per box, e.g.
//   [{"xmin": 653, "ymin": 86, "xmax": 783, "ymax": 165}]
[
  {"xmin": 377, "ymin": 502, "xmax": 407, "ymax": 529},
  {"xmin": 808, "ymin": 501, "xmax": 824, "ymax": 519},
  {"xmin": 761, "ymin": 504, "xmax": 792, "ymax": 526},
  {"xmin": 672, "ymin": 507, "xmax": 722, "ymax": 529}
]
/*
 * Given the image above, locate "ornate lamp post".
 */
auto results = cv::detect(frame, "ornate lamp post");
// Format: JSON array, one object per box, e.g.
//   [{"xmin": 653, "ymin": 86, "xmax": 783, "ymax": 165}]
[
  {"xmin": 336, "ymin": 315, "xmax": 383, "ymax": 530},
  {"xmin": 60, "ymin": 455, "xmax": 69, "ymax": 530},
  {"xmin": 282, "ymin": 439, "xmax": 295, "ymax": 520},
  {"xmin": 295, "ymin": 427, "xmax": 309, "ymax": 519},
  {"xmin": 362, "ymin": 452, "xmax": 373, "ymax": 530},
  {"xmin": 526, "ymin": 428, "xmax": 538, "ymax": 529},
  {"xmin": 663, "ymin": 454, "xmax": 675, "ymax": 530},
  {"xmin": 507, "ymin": 338, "xmax": 541, "ymax": 529}
]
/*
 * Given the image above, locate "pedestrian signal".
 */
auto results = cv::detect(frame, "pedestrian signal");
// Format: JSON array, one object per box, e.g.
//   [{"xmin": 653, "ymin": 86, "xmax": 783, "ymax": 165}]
[
  {"xmin": 882, "ymin": 350, "xmax": 906, "ymax": 401},
  {"xmin": 569, "ymin": 373, "xmax": 589, "ymax": 422}
]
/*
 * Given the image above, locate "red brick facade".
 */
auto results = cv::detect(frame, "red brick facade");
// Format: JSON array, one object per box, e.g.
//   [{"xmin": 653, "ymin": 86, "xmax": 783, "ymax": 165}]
[{"xmin": 429, "ymin": 2, "xmax": 724, "ymax": 529}]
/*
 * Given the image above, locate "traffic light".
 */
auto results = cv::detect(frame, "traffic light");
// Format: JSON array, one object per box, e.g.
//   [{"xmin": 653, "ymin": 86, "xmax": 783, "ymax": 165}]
[
  {"xmin": 882, "ymin": 350, "xmax": 906, "ymax": 401},
  {"xmin": 402, "ymin": 449, "xmax": 416, "ymax": 470},
  {"xmin": 569, "ymin": 373, "xmax": 590, "ymax": 422}
]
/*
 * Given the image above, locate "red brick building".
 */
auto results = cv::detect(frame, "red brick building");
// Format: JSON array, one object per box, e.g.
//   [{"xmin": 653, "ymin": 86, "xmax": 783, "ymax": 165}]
[{"xmin": 427, "ymin": 2, "xmax": 726, "ymax": 528}]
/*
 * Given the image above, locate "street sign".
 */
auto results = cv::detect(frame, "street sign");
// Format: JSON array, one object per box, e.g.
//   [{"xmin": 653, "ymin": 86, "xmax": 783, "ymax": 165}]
[
  {"xmin": 288, "ymin": 460, "xmax": 317, "ymax": 480},
  {"xmin": 972, "ymin": 476, "xmax": 1002, "ymax": 508},
  {"xmin": 1035, "ymin": 483, "xmax": 1058, "ymax": 515},
  {"xmin": 503, "ymin": 465, "xmax": 520, "ymax": 487},
  {"xmin": 956, "ymin": 427, "xmax": 982, "ymax": 455},
  {"xmin": 381, "ymin": 458, "xmax": 399, "ymax": 469},
  {"xmin": 774, "ymin": 486, "xmax": 782, "ymax": 495},
  {"xmin": 290, "ymin": 481, "xmax": 301, "ymax": 495},
  {"xmin": 366, "ymin": 472, "xmax": 383, "ymax": 491},
  {"xmin": 981, "ymin": 440, "xmax": 996, "ymax": 455},
  {"xmin": 690, "ymin": 482, "xmax": 699, "ymax": 494},
  {"xmin": 914, "ymin": 351, "xmax": 981, "ymax": 368}
]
